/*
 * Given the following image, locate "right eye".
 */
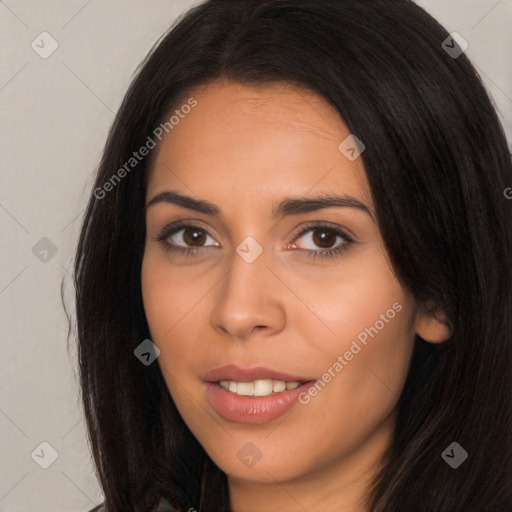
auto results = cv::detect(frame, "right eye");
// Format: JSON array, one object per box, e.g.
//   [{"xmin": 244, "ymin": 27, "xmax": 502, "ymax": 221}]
[{"xmin": 154, "ymin": 222, "xmax": 220, "ymax": 256}]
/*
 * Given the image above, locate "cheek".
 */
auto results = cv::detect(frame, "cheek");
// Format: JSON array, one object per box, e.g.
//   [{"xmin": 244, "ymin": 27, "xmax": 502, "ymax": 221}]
[
  {"xmin": 141, "ymin": 251, "xmax": 216, "ymax": 381},
  {"xmin": 289, "ymin": 244, "xmax": 410, "ymax": 355},
  {"xmin": 329, "ymin": 309, "xmax": 414, "ymax": 412},
  {"xmin": 289, "ymin": 300, "xmax": 414, "ymax": 475},
  {"xmin": 141, "ymin": 254, "xmax": 173, "ymax": 338},
  {"xmin": 295, "ymin": 246, "xmax": 415, "ymax": 417},
  {"xmin": 316, "ymin": 299, "xmax": 415, "ymax": 441},
  {"xmin": 141, "ymin": 251, "xmax": 206, "ymax": 339}
]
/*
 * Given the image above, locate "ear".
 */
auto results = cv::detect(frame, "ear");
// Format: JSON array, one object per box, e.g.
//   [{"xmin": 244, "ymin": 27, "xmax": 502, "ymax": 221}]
[{"xmin": 414, "ymin": 301, "xmax": 453, "ymax": 344}]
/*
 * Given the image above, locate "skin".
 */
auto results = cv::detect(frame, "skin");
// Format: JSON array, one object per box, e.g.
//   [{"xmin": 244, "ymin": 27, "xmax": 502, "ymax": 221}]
[{"xmin": 141, "ymin": 78, "xmax": 452, "ymax": 512}]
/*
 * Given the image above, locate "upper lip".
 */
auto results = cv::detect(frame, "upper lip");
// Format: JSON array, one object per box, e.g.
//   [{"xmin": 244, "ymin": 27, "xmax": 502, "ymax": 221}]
[{"xmin": 203, "ymin": 364, "xmax": 315, "ymax": 383}]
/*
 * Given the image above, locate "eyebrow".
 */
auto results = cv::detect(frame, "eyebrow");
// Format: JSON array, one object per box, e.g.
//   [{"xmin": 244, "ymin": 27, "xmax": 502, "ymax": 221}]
[{"xmin": 146, "ymin": 190, "xmax": 374, "ymax": 222}]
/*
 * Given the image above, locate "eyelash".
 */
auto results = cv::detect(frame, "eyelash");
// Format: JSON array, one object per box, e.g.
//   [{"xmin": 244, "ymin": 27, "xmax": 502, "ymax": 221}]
[{"xmin": 153, "ymin": 221, "xmax": 356, "ymax": 260}]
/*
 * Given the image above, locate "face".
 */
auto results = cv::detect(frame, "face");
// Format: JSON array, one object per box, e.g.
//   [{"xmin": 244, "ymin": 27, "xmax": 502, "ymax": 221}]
[{"xmin": 141, "ymin": 79, "xmax": 419, "ymax": 493}]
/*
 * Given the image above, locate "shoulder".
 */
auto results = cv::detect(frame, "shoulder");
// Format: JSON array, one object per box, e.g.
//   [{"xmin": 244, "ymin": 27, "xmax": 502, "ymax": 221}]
[{"xmin": 88, "ymin": 504, "xmax": 105, "ymax": 512}]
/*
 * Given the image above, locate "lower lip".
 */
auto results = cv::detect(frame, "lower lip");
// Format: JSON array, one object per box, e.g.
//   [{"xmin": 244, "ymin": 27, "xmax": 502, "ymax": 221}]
[{"xmin": 204, "ymin": 381, "xmax": 314, "ymax": 424}]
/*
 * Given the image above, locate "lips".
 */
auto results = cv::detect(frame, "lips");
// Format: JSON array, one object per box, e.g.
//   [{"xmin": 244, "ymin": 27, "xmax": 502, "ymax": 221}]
[{"xmin": 202, "ymin": 364, "xmax": 316, "ymax": 424}]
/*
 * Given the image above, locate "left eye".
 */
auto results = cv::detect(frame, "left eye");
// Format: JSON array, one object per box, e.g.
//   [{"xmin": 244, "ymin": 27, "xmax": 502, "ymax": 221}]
[
  {"xmin": 289, "ymin": 224, "xmax": 355, "ymax": 259},
  {"xmin": 292, "ymin": 225, "xmax": 347, "ymax": 251}
]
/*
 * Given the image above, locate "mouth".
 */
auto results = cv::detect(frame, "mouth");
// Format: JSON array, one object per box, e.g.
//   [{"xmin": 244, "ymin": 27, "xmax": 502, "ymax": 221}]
[{"xmin": 202, "ymin": 365, "xmax": 316, "ymax": 424}]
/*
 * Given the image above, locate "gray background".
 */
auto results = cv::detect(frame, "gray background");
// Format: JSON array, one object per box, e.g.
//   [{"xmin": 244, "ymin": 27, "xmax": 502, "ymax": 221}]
[{"xmin": 1, "ymin": 1, "xmax": 511, "ymax": 510}]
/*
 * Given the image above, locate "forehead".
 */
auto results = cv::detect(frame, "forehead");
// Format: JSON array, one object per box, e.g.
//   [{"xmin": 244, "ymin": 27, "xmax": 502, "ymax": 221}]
[
  {"xmin": 146, "ymin": 79, "xmax": 372, "ymax": 211},
  {"xmin": 190, "ymin": 79, "xmax": 345, "ymax": 136}
]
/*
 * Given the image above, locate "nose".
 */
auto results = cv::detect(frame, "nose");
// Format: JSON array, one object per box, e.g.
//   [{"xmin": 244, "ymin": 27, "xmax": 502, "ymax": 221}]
[{"xmin": 210, "ymin": 243, "xmax": 286, "ymax": 341}]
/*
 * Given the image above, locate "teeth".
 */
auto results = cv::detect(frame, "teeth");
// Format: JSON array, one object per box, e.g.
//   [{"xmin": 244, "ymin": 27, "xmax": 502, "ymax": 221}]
[
  {"xmin": 253, "ymin": 379, "xmax": 273, "ymax": 396},
  {"xmin": 218, "ymin": 379, "xmax": 302, "ymax": 397},
  {"xmin": 237, "ymin": 382, "xmax": 254, "ymax": 396},
  {"xmin": 273, "ymin": 380, "xmax": 286, "ymax": 392}
]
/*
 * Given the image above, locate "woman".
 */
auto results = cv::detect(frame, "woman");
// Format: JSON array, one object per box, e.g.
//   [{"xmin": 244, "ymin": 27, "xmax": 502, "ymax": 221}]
[{"xmin": 75, "ymin": 0, "xmax": 512, "ymax": 510}]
